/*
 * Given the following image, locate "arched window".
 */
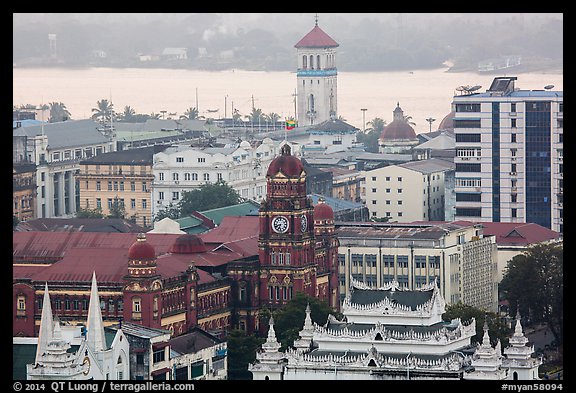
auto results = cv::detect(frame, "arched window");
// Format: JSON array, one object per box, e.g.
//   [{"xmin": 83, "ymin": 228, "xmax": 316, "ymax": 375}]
[
  {"xmin": 309, "ymin": 55, "xmax": 314, "ymax": 69},
  {"xmin": 302, "ymin": 55, "xmax": 307, "ymax": 69},
  {"xmin": 317, "ymin": 55, "xmax": 321, "ymax": 69}
]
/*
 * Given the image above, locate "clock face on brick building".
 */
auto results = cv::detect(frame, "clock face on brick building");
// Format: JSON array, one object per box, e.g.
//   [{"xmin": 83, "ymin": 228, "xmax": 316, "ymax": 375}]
[
  {"xmin": 301, "ymin": 214, "xmax": 308, "ymax": 232},
  {"xmin": 272, "ymin": 216, "xmax": 289, "ymax": 233}
]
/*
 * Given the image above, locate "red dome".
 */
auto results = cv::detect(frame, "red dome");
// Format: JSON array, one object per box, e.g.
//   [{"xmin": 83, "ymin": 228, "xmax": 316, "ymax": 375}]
[
  {"xmin": 314, "ymin": 198, "xmax": 334, "ymax": 221},
  {"xmin": 438, "ymin": 111, "xmax": 455, "ymax": 131},
  {"xmin": 380, "ymin": 120, "xmax": 417, "ymax": 141},
  {"xmin": 128, "ymin": 233, "xmax": 156, "ymax": 260},
  {"xmin": 380, "ymin": 102, "xmax": 417, "ymax": 141},
  {"xmin": 266, "ymin": 144, "xmax": 305, "ymax": 178},
  {"xmin": 169, "ymin": 234, "xmax": 207, "ymax": 254}
]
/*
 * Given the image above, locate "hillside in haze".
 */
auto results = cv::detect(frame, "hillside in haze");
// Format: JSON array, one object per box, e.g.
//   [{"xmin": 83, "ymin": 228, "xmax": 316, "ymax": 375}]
[{"xmin": 13, "ymin": 13, "xmax": 563, "ymax": 73}]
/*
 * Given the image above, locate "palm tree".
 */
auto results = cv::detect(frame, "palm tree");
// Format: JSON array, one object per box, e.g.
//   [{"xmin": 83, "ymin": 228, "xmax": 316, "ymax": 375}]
[
  {"xmin": 403, "ymin": 114, "xmax": 416, "ymax": 126},
  {"xmin": 91, "ymin": 99, "xmax": 114, "ymax": 124},
  {"xmin": 48, "ymin": 102, "xmax": 71, "ymax": 122},
  {"xmin": 245, "ymin": 107, "xmax": 264, "ymax": 124},
  {"xmin": 367, "ymin": 117, "xmax": 387, "ymax": 134},
  {"xmin": 180, "ymin": 107, "xmax": 199, "ymax": 120},
  {"xmin": 118, "ymin": 105, "xmax": 136, "ymax": 122}
]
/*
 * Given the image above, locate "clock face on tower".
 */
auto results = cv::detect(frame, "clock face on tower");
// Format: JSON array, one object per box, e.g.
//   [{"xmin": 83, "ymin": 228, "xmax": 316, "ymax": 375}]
[
  {"xmin": 272, "ymin": 216, "xmax": 289, "ymax": 233},
  {"xmin": 301, "ymin": 214, "xmax": 308, "ymax": 232}
]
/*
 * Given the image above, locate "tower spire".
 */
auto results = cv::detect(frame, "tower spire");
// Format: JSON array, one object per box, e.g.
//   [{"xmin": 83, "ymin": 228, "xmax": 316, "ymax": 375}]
[
  {"xmin": 86, "ymin": 271, "xmax": 107, "ymax": 352},
  {"xmin": 315, "ymin": 13, "xmax": 319, "ymax": 26},
  {"xmin": 35, "ymin": 282, "xmax": 54, "ymax": 364}
]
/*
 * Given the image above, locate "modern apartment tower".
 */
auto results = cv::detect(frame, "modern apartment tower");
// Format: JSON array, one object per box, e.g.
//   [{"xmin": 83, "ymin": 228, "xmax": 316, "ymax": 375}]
[{"xmin": 453, "ymin": 77, "xmax": 563, "ymax": 233}]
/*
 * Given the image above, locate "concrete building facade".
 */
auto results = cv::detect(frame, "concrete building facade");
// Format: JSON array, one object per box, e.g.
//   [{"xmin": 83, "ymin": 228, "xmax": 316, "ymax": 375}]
[
  {"xmin": 453, "ymin": 77, "xmax": 563, "ymax": 233},
  {"xmin": 336, "ymin": 221, "xmax": 498, "ymax": 312},
  {"xmin": 364, "ymin": 158, "xmax": 454, "ymax": 222}
]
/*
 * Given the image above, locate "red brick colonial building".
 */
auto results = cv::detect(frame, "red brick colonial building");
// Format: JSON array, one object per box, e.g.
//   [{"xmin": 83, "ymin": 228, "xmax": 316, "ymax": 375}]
[{"xmin": 13, "ymin": 144, "xmax": 339, "ymax": 338}]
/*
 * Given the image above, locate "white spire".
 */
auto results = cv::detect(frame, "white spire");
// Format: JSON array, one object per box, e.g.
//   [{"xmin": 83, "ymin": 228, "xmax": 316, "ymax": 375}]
[
  {"xmin": 303, "ymin": 303, "xmax": 314, "ymax": 331},
  {"xmin": 86, "ymin": 271, "xmax": 107, "ymax": 352},
  {"xmin": 35, "ymin": 282, "xmax": 54, "ymax": 364}
]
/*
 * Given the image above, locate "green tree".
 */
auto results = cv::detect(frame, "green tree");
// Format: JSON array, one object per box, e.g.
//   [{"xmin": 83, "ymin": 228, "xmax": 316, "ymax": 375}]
[
  {"xmin": 367, "ymin": 117, "xmax": 387, "ymax": 134},
  {"xmin": 226, "ymin": 329, "xmax": 265, "ymax": 380},
  {"xmin": 356, "ymin": 128, "xmax": 382, "ymax": 153},
  {"xmin": 180, "ymin": 107, "xmax": 199, "ymax": 120},
  {"xmin": 177, "ymin": 180, "xmax": 241, "ymax": 216},
  {"xmin": 245, "ymin": 107, "xmax": 264, "ymax": 125},
  {"xmin": 499, "ymin": 243, "xmax": 563, "ymax": 344},
  {"xmin": 107, "ymin": 198, "xmax": 126, "ymax": 219},
  {"xmin": 403, "ymin": 114, "xmax": 416, "ymax": 126},
  {"xmin": 75, "ymin": 207, "xmax": 104, "ymax": 218},
  {"xmin": 48, "ymin": 102, "xmax": 71, "ymax": 122},
  {"xmin": 118, "ymin": 105, "xmax": 136, "ymax": 122},
  {"xmin": 443, "ymin": 302, "xmax": 512, "ymax": 347},
  {"xmin": 258, "ymin": 292, "xmax": 343, "ymax": 351},
  {"xmin": 13, "ymin": 215, "xmax": 20, "ymax": 230},
  {"xmin": 153, "ymin": 202, "xmax": 181, "ymax": 221},
  {"xmin": 91, "ymin": 99, "xmax": 114, "ymax": 124}
]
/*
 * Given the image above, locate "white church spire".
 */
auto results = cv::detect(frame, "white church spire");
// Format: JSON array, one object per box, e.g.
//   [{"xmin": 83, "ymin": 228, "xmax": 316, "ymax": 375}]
[
  {"xmin": 86, "ymin": 271, "xmax": 107, "ymax": 352},
  {"xmin": 35, "ymin": 282, "xmax": 54, "ymax": 364}
]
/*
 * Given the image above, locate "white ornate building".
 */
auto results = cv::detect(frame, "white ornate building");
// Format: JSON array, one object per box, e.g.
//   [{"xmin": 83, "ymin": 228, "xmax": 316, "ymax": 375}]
[
  {"xmin": 251, "ymin": 279, "xmax": 476, "ymax": 380},
  {"xmin": 26, "ymin": 273, "xmax": 130, "ymax": 380},
  {"xmin": 250, "ymin": 280, "xmax": 542, "ymax": 380},
  {"xmin": 464, "ymin": 310, "xmax": 541, "ymax": 380},
  {"xmin": 151, "ymin": 139, "xmax": 301, "ymax": 218}
]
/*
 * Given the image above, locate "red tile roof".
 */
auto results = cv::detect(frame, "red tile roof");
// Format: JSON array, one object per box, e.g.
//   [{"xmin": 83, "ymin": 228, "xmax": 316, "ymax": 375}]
[
  {"xmin": 420, "ymin": 220, "xmax": 561, "ymax": 246},
  {"xmin": 478, "ymin": 222, "xmax": 561, "ymax": 246},
  {"xmin": 294, "ymin": 25, "xmax": 339, "ymax": 48},
  {"xmin": 28, "ymin": 247, "xmax": 129, "ymax": 284},
  {"xmin": 13, "ymin": 232, "xmax": 182, "ymax": 262},
  {"xmin": 200, "ymin": 216, "xmax": 259, "ymax": 245}
]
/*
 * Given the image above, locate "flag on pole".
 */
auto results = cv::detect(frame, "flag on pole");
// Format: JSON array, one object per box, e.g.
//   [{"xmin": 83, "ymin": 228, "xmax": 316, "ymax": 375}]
[{"xmin": 285, "ymin": 119, "xmax": 296, "ymax": 130}]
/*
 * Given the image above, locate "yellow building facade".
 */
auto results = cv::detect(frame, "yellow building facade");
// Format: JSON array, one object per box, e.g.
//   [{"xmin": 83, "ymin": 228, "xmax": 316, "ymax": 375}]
[{"xmin": 76, "ymin": 147, "xmax": 161, "ymax": 227}]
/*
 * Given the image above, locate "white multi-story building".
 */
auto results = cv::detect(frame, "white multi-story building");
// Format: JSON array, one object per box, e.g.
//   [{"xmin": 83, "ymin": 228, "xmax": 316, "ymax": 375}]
[
  {"xmin": 336, "ymin": 221, "xmax": 498, "ymax": 312},
  {"xmin": 152, "ymin": 139, "xmax": 301, "ymax": 218},
  {"xmin": 13, "ymin": 119, "xmax": 114, "ymax": 218},
  {"xmin": 453, "ymin": 76, "xmax": 563, "ymax": 234},
  {"xmin": 363, "ymin": 158, "xmax": 455, "ymax": 222}
]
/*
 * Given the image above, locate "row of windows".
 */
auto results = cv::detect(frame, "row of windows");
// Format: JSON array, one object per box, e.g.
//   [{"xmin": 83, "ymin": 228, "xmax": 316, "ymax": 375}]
[
  {"xmin": 94, "ymin": 198, "xmax": 147, "ymax": 209},
  {"xmin": 37, "ymin": 297, "xmax": 124, "ymax": 313},
  {"xmin": 91, "ymin": 165, "xmax": 148, "ymax": 176},
  {"xmin": 268, "ymin": 285, "xmax": 293, "ymax": 301},
  {"xmin": 158, "ymin": 172, "xmax": 221, "ymax": 182},
  {"xmin": 93, "ymin": 181, "xmax": 148, "ymax": 192},
  {"xmin": 52, "ymin": 146, "xmax": 105, "ymax": 161},
  {"xmin": 344, "ymin": 254, "xmax": 441, "ymax": 268}
]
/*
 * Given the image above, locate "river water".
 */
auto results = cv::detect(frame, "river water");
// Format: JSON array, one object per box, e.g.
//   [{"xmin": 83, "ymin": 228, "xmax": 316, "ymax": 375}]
[{"xmin": 12, "ymin": 67, "xmax": 563, "ymax": 133}]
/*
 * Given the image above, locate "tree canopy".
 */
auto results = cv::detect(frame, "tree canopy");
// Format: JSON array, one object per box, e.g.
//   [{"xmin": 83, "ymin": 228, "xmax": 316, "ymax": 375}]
[
  {"xmin": 499, "ymin": 242, "xmax": 563, "ymax": 345},
  {"xmin": 258, "ymin": 292, "xmax": 343, "ymax": 351},
  {"xmin": 154, "ymin": 180, "xmax": 242, "ymax": 221},
  {"xmin": 442, "ymin": 302, "xmax": 511, "ymax": 348},
  {"xmin": 226, "ymin": 329, "xmax": 265, "ymax": 380}
]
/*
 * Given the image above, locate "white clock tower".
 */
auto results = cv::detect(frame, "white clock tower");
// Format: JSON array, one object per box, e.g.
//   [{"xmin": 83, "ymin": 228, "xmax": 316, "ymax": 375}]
[{"xmin": 294, "ymin": 15, "xmax": 339, "ymax": 126}]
